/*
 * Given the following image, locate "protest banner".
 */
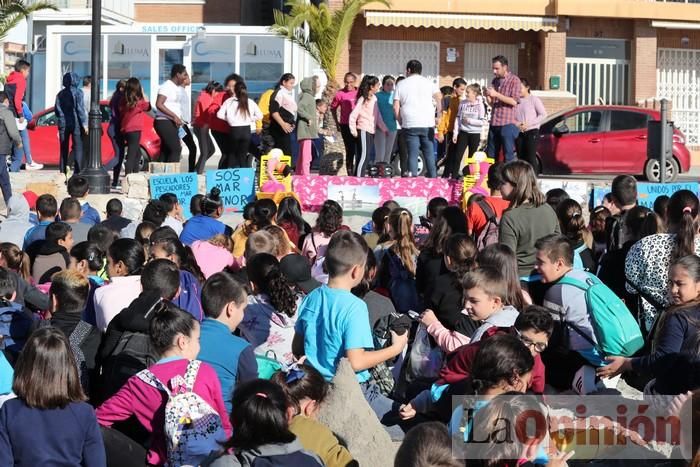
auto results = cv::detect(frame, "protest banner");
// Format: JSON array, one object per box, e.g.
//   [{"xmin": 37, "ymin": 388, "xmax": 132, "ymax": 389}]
[
  {"xmin": 637, "ymin": 182, "xmax": 699, "ymax": 208},
  {"xmin": 206, "ymin": 168, "xmax": 256, "ymax": 213},
  {"xmin": 591, "ymin": 182, "xmax": 699, "ymax": 210},
  {"xmin": 149, "ymin": 172, "xmax": 199, "ymax": 218}
]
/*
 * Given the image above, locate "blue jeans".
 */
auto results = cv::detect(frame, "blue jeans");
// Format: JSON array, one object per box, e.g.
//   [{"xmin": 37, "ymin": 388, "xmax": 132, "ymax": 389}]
[
  {"xmin": 360, "ymin": 381, "xmax": 404, "ymax": 441},
  {"xmin": 10, "ymin": 129, "xmax": 32, "ymax": 172},
  {"xmin": 0, "ymin": 155, "xmax": 12, "ymax": 203},
  {"xmin": 311, "ymin": 137, "xmax": 324, "ymax": 170},
  {"xmin": 486, "ymin": 123, "xmax": 519, "ymax": 163},
  {"xmin": 404, "ymin": 127, "xmax": 436, "ymax": 177}
]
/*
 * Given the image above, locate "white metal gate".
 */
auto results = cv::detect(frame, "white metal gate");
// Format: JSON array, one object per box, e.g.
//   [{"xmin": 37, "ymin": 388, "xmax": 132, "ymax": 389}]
[
  {"xmin": 362, "ymin": 40, "xmax": 440, "ymax": 83},
  {"xmin": 657, "ymin": 48, "xmax": 700, "ymax": 146},
  {"xmin": 566, "ymin": 58, "xmax": 631, "ymax": 106},
  {"xmin": 463, "ymin": 43, "xmax": 519, "ymax": 88}
]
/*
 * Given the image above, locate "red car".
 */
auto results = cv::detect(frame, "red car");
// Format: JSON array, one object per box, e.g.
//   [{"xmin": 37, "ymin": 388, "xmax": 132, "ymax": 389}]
[
  {"xmin": 536, "ymin": 105, "xmax": 691, "ymax": 182},
  {"xmin": 27, "ymin": 100, "xmax": 160, "ymax": 170}
]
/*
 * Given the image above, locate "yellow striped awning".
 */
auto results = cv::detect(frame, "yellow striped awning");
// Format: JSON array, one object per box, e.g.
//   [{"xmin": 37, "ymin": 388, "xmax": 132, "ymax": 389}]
[{"xmin": 364, "ymin": 11, "xmax": 559, "ymax": 31}]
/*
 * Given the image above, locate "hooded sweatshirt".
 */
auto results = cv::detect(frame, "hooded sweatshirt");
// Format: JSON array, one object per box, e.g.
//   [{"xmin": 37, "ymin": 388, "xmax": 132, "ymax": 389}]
[
  {"xmin": 55, "ymin": 72, "xmax": 88, "ymax": 132},
  {"xmin": 469, "ymin": 305, "xmax": 519, "ymax": 342},
  {"xmin": 31, "ymin": 242, "xmax": 70, "ymax": 284},
  {"xmin": 0, "ymin": 101, "xmax": 21, "ymax": 155},
  {"xmin": 98, "ymin": 290, "xmax": 162, "ymax": 400},
  {"xmin": 5, "ymin": 70, "xmax": 26, "ymax": 117},
  {"xmin": 0, "ymin": 196, "xmax": 33, "ymax": 247},
  {"xmin": 202, "ymin": 438, "xmax": 324, "ymax": 467},
  {"xmin": 454, "ymin": 95, "xmax": 485, "ymax": 134},
  {"xmin": 296, "ymin": 77, "xmax": 318, "ymax": 141}
]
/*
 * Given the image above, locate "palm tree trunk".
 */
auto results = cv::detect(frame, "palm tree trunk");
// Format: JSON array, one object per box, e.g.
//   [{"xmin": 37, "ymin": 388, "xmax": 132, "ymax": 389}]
[{"xmin": 319, "ymin": 80, "xmax": 350, "ymax": 176}]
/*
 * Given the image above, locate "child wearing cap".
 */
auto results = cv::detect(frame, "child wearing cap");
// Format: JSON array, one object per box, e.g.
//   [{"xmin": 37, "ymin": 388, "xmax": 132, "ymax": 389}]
[{"xmin": 280, "ymin": 253, "xmax": 321, "ymax": 296}]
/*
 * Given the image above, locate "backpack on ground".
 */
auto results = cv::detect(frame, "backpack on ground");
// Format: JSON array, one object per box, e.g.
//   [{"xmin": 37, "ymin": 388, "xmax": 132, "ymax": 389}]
[
  {"xmin": 473, "ymin": 197, "xmax": 499, "ymax": 250},
  {"xmin": 557, "ymin": 273, "xmax": 644, "ymax": 357},
  {"xmin": 137, "ymin": 360, "xmax": 226, "ymax": 467},
  {"xmin": 386, "ymin": 250, "xmax": 420, "ymax": 315}
]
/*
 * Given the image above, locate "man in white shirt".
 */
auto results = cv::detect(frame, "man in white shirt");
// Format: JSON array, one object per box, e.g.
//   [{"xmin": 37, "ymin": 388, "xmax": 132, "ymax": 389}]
[
  {"xmin": 393, "ymin": 60, "xmax": 442, "ymax": 178},
  {"xmin": 154, "ymin": 64, "xmax": 188, "ymax": 163}
]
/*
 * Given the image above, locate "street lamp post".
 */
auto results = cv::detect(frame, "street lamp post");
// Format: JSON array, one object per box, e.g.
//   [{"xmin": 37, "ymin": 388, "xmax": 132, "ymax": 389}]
[{"xmin": 82, "ymin": 0, "xmax": 110, "ymax": 194}]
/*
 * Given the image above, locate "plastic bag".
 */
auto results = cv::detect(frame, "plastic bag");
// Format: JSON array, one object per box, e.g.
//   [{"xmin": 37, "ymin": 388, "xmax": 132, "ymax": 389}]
[{"xmin": 408, "ymin": 324, "xmax": 443, "ymax": 380}]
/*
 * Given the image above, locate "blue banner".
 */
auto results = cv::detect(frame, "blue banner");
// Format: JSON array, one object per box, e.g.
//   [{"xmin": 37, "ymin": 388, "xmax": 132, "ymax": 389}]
[
  {"xmin": 206, "ymin": 168, "xmax": 256, "ymax": 213},
  {"xmin": 149, "ymin": 173, "xmax": 199, "ymax": 219},
  {"xmin": 592, "ymin": 182, "xmax": 700, "ymax": 210}
]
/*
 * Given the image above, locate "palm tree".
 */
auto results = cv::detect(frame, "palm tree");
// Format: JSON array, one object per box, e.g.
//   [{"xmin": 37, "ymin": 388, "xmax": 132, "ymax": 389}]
[
  {"xmin": 272, "ymin": 0, "xmax": 389, "ymax": 174},
  {"xmin": 271, "ymin": 0, "xmax": 389, "ymax": 97},
  {"xmin": 0, "ymin": 0, "xmax": 57, "ymax": 42}
]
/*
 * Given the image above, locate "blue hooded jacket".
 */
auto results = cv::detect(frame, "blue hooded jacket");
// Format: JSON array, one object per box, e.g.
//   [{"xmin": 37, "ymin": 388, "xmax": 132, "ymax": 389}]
[{"xmin": 55, "ymin": 72, "xmax": 88, "ymax": 132}]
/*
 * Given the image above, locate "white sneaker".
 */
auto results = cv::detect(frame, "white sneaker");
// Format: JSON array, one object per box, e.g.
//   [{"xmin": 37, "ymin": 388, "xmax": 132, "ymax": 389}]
[{"xmin": 26, "ymin": 162, "xmax": 43, "ymax": 170}]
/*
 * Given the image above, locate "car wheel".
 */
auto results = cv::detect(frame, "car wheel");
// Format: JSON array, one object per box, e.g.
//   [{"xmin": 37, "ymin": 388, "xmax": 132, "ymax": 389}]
[
  {"xmin": 388, "ymin": 150, "xmax": 426, "ymax": 176},
  {"xmin": 644, "ymin": 158, "xmax": 679, "ymax": 183},
  {"xmin": 138, "ymin": 147, "xmax": 150, "ymax": 172},
  {"xmin": 533, "ymin": 155, "xmax": 543, "ymax": 175}
]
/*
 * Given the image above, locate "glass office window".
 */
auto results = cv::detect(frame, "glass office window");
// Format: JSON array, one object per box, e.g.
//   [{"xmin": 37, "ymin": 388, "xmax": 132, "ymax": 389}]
[
  {"xmin": 239, "ymin": 36, "xmax": 284, "ymax": 99},
  {"xmin": 107, "ymin": 35, "xmax": 152, "ymax": 97}
]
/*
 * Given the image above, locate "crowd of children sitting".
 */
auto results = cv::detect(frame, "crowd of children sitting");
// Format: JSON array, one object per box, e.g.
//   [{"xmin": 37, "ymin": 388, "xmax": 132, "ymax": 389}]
[{"xmin": 0, "ymin": 165, "xmax": 699, "ymax": 467}]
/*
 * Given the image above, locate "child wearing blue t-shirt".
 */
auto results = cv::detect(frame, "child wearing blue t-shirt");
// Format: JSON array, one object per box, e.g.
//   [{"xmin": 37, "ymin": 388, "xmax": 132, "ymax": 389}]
[{"xmin": 293, "ymin": 230, "xmax": 408, "ymax": 440}]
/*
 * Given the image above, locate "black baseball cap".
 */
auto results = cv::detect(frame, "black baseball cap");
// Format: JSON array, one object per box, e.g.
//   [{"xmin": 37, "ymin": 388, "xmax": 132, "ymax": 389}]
[{"xmin": 280, "ymin": 254, "xmax": 321, "ymax": 294}]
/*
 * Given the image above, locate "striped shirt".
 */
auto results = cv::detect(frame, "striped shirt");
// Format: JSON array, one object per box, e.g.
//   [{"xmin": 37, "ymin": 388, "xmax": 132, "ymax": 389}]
[{"xmin": 490, "ymin": 73, "xmax": 521, "ymax": 126}]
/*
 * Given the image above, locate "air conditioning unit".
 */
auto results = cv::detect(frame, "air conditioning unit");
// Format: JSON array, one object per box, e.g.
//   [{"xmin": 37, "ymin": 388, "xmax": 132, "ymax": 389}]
[{"xmin": 33, "ymin": 34, "xmax": 46, "ymax": 52}]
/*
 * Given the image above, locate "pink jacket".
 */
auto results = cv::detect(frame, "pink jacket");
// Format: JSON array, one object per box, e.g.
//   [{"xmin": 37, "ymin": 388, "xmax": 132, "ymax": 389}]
[
  {"xmin": 192, "ymin": 240, "xmax": 235, "ymax": 279},
  {"xmin": 426, "ymin": 321, "xmax": 471, "ymax": 352},
  {"xmin": 96, "ymin": 358, "xmax": 232, "ymax": 466},
  {"xmin": 349, "ymin": 95, "xmax": 387, "ymax": 136}
]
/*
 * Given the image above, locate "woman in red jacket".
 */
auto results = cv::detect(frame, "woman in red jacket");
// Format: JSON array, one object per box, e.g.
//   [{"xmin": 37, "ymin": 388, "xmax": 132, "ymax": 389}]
[
  {"xmin": 207, "ymin": 74, "xmax": 241, "ymax": 170},
  {"xmin": 193, "ymin": 80, "xmax": 222, "ymax": 174},
  {"xmin": 119, "ymin": 77, "xmax": 151, "ymax": 176}
]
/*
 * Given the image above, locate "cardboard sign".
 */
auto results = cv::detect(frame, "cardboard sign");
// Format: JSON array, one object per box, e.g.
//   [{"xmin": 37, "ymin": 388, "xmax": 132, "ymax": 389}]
[
  {"xmin": 636, "ymin": 182, "xmax": 700, "ymax": 209},
  {"xmin": 149, "ymin": 173, "xmax": 199, "ymax": 219},
  {"xmin": 206, "ymin": 168, "xmax": 256, "ymax": 213},
  {"xmin": 591, "ymin": 182, "xmax": 700, "ymax": 210},
  {"xmin": 259, "ymin": 153, "xmax": 292, "ymax": 192}
]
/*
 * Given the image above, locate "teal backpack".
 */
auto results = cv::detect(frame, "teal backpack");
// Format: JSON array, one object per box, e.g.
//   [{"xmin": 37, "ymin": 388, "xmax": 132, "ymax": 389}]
[
  {"xmin": 557, "ymin": 273, "xmax": 644, "ymax": 357},
  {"xmin": 255, "ymin": 351, "xmax": 283, "ymax": 379},
  {"xmin": 572, "ymin": 244, "xmax": 588, "ymax": 271}
]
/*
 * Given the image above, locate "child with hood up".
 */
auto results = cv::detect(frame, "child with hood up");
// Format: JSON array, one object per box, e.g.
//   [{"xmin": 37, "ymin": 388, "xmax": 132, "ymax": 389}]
[
  {"xmin": 55, "ymin": 72, "xmax": 88, "ymax": 176},
  {"xmin": 0, "ymin": 196, "xmax": 32, "ymax": 247},
  {"xmin": 296, "ymin": 76, "xmax": 320, "ymax": 176}
]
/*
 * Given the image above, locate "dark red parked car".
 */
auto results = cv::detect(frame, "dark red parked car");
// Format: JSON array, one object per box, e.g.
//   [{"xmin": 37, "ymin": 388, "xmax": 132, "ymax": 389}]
[
  {"xmin": 27, "ymin": 100, "xmax": 161, "ymax": 170},
  {"xmin": 536, "ymin": 105, "xmax": 691, "ymax": 182}
]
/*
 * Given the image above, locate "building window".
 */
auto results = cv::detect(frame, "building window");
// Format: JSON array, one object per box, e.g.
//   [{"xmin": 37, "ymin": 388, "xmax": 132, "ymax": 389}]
[
  {"xmin": 60, "ymin": 35, "xmax": 92, "ymax": 83},
  {"xmin": 239, "ymin": 36, "xmax": 285, "ymax": 99},
  {"xmin": 463, "ymin": 43, "xmax": 520, "ymax": 89},
  {"xmin": 191, "ymin": 36, "xmax": 236, "ymax": 104},
  {"xmin": 362, "ymin": 40, "xmax": 440, "ymax": 83},
  {"xmin": 107, "ymin": 35, "xmax": 152, "ymax": 96}
]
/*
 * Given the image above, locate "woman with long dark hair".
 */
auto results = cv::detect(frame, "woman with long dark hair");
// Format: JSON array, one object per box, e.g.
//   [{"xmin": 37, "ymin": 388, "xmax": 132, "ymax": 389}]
[
  {"xmin": 626, "ymin": 189, "xmax": 700, "ymax": 332},
  {"xmin": 108, "ymin": 79, "xmax": 126, "ymax": 187},
  {"xmin": 209, "ymin": 73, "xmax": 243, "ymax": 170},
  {"xmin": 119, "ymin": 77, "xmax": 151, "ymax": 177},
  {"xmin": 349, "ymin": 75, "xmax": 386, "ymax": 177},
  {"xmin": 269, "ymin": 73, "xmax": 297, "ymax": 156},
  {"xmin": 193, "ymin": 80, "xmax": 223, "ymax": 174},
  {"xmin": 276, "ymin": 196, "xmax": 311, "ymax": 248},
  {"xmin": 217, "ymin": 81, "xmax": 262, "ymax": 168}
]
